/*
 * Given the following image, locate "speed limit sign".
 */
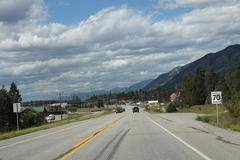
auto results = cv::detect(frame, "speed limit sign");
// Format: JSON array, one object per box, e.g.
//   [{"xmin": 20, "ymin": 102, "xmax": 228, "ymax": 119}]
[{"xmin": 211, "ymin": 91, "xmax": 222, "ymax": 104}]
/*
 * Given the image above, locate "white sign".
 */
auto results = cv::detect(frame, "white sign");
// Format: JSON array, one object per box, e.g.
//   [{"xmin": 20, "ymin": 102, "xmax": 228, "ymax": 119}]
[
  {"xmin": 13, "ymin": 103, "xmax": 21, "ymax": 113},
  {"xmin": 211, "ymin": 91, "xmax": 222, "ymax": 104}
]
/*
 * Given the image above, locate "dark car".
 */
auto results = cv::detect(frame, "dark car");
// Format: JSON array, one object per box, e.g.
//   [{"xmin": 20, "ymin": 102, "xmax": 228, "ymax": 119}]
[
  {"xmin": 116, "ymin": 107, "xmax": 124, "ymax": 113},
  {"xmin": 133, "ymin": 107, "xmax": 139, "ymax": 113}
]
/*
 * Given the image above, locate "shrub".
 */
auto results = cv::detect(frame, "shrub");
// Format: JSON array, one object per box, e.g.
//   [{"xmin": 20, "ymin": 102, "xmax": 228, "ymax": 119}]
[
  {"xmin": 20, "ymin": 109, "xmax": 46, "ymax": 129},
  {"xmin": 196, "ymin": 115, "xmax": 210, "ymax": 123},
  {"xmin": 225, "ymin": 99, "xmax": 240, "ymax": 118},
  {"xmin": 166, "ymin": 103, "xmax": 177, "ymax": 112}
]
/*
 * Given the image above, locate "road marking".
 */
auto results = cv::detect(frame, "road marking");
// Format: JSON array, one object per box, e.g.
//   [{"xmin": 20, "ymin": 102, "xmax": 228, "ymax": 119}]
[
  {"xmin": 58, "ymin": 115, "xmax": 126, "ymax": 160},
  {"xmin": 0, "ymin": 113, "xmax": 109, "ymax": 150},
  {"xmin": 145, "ymin": 114, "xmax": 212, "ymax": 160},
  {"xmin": 0, "ymin": 121, "xmax": 92, "ymax": 149}
]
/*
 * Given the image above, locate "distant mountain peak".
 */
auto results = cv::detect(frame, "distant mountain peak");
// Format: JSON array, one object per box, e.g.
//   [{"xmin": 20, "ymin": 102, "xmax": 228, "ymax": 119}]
[
  {"xmin": 144, "ymin": 44, "xmax": 240, "ymax": 90},
  {"xmin": 224, "ymin": 44, "xmax": 240, "ymax": 50}
]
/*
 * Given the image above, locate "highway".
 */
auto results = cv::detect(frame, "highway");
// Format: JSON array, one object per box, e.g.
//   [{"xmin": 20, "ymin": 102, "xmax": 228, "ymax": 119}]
[{"xmin": 0, "ymin": 106, "xmax": 240, "ymax": 160}]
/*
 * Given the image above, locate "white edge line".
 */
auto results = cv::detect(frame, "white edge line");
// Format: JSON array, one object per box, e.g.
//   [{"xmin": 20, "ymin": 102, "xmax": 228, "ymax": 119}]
[
  {"xmin": 0, "ymin": 121, "xmax": 90, "ymax": 149},
  {"xmin": 0, "ymin": 113, "xmax": 114, "ymax": 149},
  {"xmin": 145, "ymin": 114, "xmax": 212, "ymax": 160}
]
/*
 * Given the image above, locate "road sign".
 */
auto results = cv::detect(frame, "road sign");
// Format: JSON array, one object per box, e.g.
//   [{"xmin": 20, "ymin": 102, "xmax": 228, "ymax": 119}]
[
  {"xmin": 13, "ymin": 103, "xmax": 21, "ymax": 113},
  {"xmin": 211, "ymin": 91, "xmax": 222, "ymax": 105}
]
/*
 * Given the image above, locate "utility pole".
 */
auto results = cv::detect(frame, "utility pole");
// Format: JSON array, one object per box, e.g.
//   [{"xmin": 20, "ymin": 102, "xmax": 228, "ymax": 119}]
[
  {"xmin": 58, "ymin": 92, "xmax": 64, "ymax": 120},
  {"xmin": 16, "ymin": 105, "xmax": 19, "ymax": 131}
]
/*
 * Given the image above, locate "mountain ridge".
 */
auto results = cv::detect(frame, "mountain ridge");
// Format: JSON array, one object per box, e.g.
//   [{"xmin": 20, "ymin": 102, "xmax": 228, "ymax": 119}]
[
  {"xmin": 144, "ymin": 44, "xmax": 240, "ymax": 90},
  {"xmin": 71, "ymin": 78, "xmax": 153, "ymax": 100}
]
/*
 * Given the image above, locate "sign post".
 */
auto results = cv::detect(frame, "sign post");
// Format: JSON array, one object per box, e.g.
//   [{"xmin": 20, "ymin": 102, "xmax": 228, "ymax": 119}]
[
  {"xmin": 211, "ymin": 91, "xmax": 222, "ymax": 126},
  {"xmin": 13, "ymin": 103, "xmax": 21, "ymax": 131}
]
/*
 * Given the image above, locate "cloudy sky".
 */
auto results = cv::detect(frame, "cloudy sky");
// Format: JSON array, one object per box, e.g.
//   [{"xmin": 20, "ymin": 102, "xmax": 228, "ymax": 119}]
[{"xmin": 0, "ymin": 0, "xmax": 239, "ymax": 101}]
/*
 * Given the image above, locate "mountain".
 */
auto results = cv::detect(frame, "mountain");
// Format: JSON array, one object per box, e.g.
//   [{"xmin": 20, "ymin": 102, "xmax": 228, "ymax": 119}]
[
  {"xmin": 110, "ymin": 87, "xmax": 127, "ymax": 93},
  {"xmin": 126, "ymin": 79, "xmax": 153, "ymax": 92},
  {"xmin": 71, "ymin": 79, "xmax": 153, "ymax": 100},
  {"xmin": 143, "ymin": 67, "xmax": 183, "ymax": 90},
  {"xmin": 144, "ymin": 44, "xmax": 240, "ymax": 90},
  {"xmin": 72, "ymin": 90, "xmax": 108, "ymax": 101}
]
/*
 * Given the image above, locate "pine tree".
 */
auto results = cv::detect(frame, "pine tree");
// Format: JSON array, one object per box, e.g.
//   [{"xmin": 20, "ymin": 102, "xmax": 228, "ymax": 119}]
[
  {"xmin": 193, "ymin": 66, "xmax": 206, "ymax": 105},
  {"xmin": 225, "ymin": 70, "xmax": 234, "ymax": 99},
  {"xmin": 0, "ymin": 86, "xmax": 10, "ymax": 131},
  {"xmin": 233, "ymin": 66, "xmax": 240, "ymax": 96},
  {"xmin": 0, "ymin": 85, "xmax": 16, "ymax": 131},
  {"xmin": 216, "ymin": 78, "xmax": 231, "ymax": 102},
  {"xmin": 205, "ymin": 69, "xmax": 217, "ymax": 104},
  {"xmin": 8, "ymin": 82, "xmax": 22, "ymax": 103},
  {"xmin": 180, "ymin": 74, "xmax": 194, "ymax": 107}
]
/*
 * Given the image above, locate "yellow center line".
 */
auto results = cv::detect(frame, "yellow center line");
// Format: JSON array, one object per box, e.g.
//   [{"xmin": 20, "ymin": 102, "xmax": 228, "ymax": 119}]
[{"xmin": 58, "ymin": 114, "xmax": 126, "ymax": 160}]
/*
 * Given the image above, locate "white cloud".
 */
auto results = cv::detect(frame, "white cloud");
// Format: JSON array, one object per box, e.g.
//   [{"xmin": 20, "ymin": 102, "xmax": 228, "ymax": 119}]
[
  {"xmin": 0, "ymin": 0, "xmax": 46, "ymax": 23},
  {"xmin": 156, "ymin": 0, "xmax": 239, "ymax": 8},
  {"xmin": 0, "ymin": 1, "xmax": 240, "ymax": 100}
]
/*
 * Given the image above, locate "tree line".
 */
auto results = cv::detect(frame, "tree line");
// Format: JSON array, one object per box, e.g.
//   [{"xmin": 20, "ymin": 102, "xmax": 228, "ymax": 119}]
[
  {"xmin": 89, "ymin": 65, "xmax": 240, "ymax": 118},
  {"xmin": 0, "ymin": 82, "xmax": 45, "ymax": 132},
  {"xmin": 88, "ymin": 87, "xmax": 175, "ymax": 103},
  {"xmin": 180, "ymin": 65, "xmax": 240, "ymax": 118}
]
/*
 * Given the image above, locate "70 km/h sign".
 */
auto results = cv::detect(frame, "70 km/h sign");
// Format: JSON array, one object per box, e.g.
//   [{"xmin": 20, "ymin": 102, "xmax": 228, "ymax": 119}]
[
  {"xmin": 211, "ymin": 91, "xmax": 222, "ymax": 125},
  {"xmin": 211, "ymin": 91, "xmax": 222, "ymax": 105}
]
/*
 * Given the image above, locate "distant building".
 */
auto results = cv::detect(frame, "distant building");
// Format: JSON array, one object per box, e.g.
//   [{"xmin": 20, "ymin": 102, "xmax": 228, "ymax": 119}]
[
  {"xmin": 136, "ymin": 102, "xmax": 141, "ymax": 105},
  {"xmin": 170, "ymin": 93, "xmax": 177, "ymax": 102},
  {"xmin": 48, "ymin": 102, "xmax": 68, "ymax": 108},
  {"xmin": 148, "ymin": 100, "xmax": 159, "ymax": 105},
  {"xmin": 45, "ymin": 103, "xmax": 68, "ymax": 114},
  {"xmin": 22, "ymin": 106, "xmax": 49, "ymax": 116}
]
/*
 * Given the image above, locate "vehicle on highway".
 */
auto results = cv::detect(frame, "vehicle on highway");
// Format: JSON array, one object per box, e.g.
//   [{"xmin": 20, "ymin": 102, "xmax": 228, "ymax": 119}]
[
  {"xmin": 133, "ymin": 107, "xmax": 139, "ymax": 113},
  {"xmin": 46, "ymin": 114, "xmax": 56, "ymax": 121},
  {"xmin": 116, "ymin": 107, "xmax": 124, "ymax": 113}
]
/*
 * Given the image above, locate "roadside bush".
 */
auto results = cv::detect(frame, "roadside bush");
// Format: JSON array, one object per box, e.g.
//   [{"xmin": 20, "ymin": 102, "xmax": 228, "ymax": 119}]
[
  {"xmin": 225, "ymin": 99, "xmax": 240, "ymax": 118},
  {"xmin": 166, "ymin": 103, "xmax": 177, "ymax": 112},
  {"xmin": 20, "ymin": 109, "xmax": 46, "ymax": 129},
  {"xmin": 196, "ymin": 115, "xmax": 210, "ymax": 123},
  {"xmin": 144, "ymin": 105, "xmax": 162, "ymax": 113}
]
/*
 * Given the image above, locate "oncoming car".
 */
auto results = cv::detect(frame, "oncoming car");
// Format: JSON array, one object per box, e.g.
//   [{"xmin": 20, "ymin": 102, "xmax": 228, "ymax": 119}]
[
  {"xmin": 116, "ymin": 107, "xmax": 124, "ymax": 113},
  {"xmin": 133, "ymin": 107, "xmax": 139, "ymax": 113}
]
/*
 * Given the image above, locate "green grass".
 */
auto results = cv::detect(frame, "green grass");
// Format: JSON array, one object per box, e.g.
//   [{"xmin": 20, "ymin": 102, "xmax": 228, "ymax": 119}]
[
  {"xmin": 144, "ymin": 104, "xmax": 165, "ymax": 113},
  {"xmin": 0, "ymin": 111, "xmax": 112, "ymax": 141},
  {"xmin": 179, "ymin": 104, "xmax": 240, "ymax": 132},
  {"xmin": 196, "ymin": 113, "xmax": 240, "ymax": 132},
  {"xmin": 178, "ymin": 104, "xmax": 226, "ymax": 114}
]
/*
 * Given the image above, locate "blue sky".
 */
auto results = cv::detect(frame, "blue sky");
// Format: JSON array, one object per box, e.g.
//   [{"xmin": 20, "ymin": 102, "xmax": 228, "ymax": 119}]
[
  {"xmin": 0, "ymin": 0, "xmax": 239, "ymax": 100},
  {"xmin": 45, "ymin": 0, "xmax": 192, "ymax": 24}
]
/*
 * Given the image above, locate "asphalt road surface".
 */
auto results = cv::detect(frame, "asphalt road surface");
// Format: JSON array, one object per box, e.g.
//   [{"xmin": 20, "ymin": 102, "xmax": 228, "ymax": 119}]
[{"xmin": 0, "ymin": 106, "xmax": 240, "ymax": 160}]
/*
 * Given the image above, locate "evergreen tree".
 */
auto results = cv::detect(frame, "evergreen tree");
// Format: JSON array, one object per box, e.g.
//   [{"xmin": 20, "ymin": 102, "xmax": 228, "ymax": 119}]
[
  {"xmin": 216, "ymin": 78, "xmax": 231, "ymax": 102},
  {"xmin": 0, "ymin": 86, "xmax": 10, "ymax": 131},
  {"xmin": 193, "ymin": 66, "xmax": 206, "ymax": 105},
  {"xmin": 225, "ymin": 70, "xmax": 234, "ymax": 99},
  {"xmin": 180, "ymin": 74, "xmax": 194, "ymax": 107},
  {"xmin": 205, "ymin": 69, "xmax": 217, "ymax": 104},
  {"xmin": 0, "ymin": 85, "xmax": 16, "ymax": 131},
  {"xmin": 232, "ymin": 66, "xmax": 240, "ymax": 96},
  {"xmin": 8, "ymin": 82, "xmax": 22, "ymax": 103}
]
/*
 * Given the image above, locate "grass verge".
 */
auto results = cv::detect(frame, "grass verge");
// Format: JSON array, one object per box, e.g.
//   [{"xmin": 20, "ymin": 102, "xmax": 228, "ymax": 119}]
[
  {"xmin": 0, "ymin": 111, "xmax": 112, "ymax": 141},
  {"xmin": 178, "ymin": 104, "xmax": 240, "ymax": 132},
  {"xmin": 178, "ymin": 104, "xmax": 226, "ymax": 114},
  {"xmin": 196, "ymin": 113, "xmax": 240, "ymax": 132},
  {"xmin": 144, "ymin": 104, "xmax": 166, "ymax": 113}
]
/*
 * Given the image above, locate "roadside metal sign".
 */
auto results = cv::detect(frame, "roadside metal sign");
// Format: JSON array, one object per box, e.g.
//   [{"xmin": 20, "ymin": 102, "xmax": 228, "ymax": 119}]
[
  {"xmin": 13, "ymin": 103, "xmax": 21, "ymax": 113},
  {"xmin": 13, "ymin": 103, "xmax": 21, "ymax": 131},
  {"xmin": 211, "ymin": 91, "xmax": 222, "ymax": 105},
  {"xmin": 211, "ymin": 91, "xmax": 222, "ymax": 126}
]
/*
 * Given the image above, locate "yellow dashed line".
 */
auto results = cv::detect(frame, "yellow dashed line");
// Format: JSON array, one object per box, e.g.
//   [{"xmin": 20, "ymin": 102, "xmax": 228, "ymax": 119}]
[{"xmin": 59, "ymin": 115, "xmax": 126, "ymax": 160}]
